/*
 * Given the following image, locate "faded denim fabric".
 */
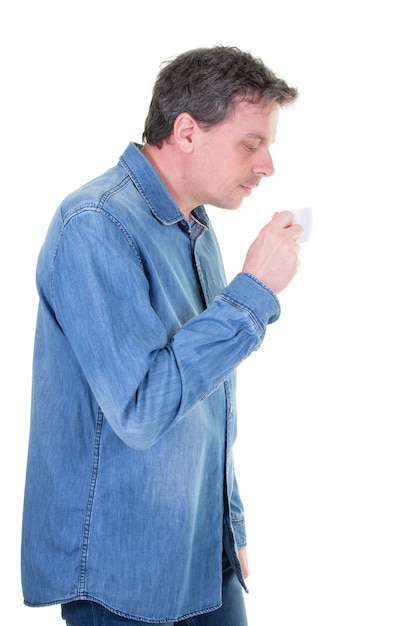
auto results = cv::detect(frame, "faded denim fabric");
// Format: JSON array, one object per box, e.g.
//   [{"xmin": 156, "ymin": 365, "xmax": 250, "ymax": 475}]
[
  {"xmin": 61, "ymin": 546, "xmax": 248, "ymax": 625},
  {"xmin": 21, "ymin": 143, "xmax": 280, "ymax": 623}
]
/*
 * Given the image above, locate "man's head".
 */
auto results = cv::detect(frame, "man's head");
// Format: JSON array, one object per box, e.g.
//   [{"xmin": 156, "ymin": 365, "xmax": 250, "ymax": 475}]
[{"xmin": 143, "ymin": 46, "xmax": 298, "ymax": 148}]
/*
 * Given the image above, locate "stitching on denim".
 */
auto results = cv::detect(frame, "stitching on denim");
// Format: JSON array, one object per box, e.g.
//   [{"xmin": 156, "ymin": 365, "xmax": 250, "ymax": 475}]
[
  {"xmin": 223, "ymin": 380, "xmax": 247, "ymax": 593},
  {"xmin": 216, "ymin": 293, "xmax": 264, "ymax": 341},
  {"xmin": 50, "ymin": 212, "xmax": 66, "ymax": 311},
  {"xmin": 119, "ymin": 156, "xmax": 181, "ymax": 225},
  {"xmin": 59, "ymin": 173, "xmax": 147, "ymax": 271},
  {"xmin": 63, "ymin": 204, "xmax": 145, "ymax": 272},
  {"xmin": 77, "ymin": 408, "xmax": 104, "ymax": 595}
]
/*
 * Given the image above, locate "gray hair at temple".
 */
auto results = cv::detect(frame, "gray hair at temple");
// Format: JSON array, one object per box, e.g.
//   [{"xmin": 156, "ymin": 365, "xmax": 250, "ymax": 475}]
[{"xmin": 142, "ymin": 45, "xmax": 298, "ymax": 148}]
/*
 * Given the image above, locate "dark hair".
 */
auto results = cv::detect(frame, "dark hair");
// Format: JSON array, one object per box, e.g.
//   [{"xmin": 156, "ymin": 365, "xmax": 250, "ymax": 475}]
[{"xmin": 142, "ymin": 46, "xmax": 298, "ymax": 148}]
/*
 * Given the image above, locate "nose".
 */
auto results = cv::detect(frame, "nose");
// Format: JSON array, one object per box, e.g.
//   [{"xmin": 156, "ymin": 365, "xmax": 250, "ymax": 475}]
[{"xmin": 253, "ymin": 149, "xmax": 275, "ymax": 178}]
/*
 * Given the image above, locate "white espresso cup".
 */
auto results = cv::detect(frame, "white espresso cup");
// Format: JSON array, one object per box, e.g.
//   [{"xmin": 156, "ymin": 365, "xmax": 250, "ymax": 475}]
[{"xmin": 291, "ymin": 207, "xmax": 313, "ymax": 243}]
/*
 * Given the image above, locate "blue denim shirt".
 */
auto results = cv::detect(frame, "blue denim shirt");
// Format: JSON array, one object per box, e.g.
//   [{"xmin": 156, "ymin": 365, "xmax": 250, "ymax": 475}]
[{"xmin": 21, "ymin": 143, "xmax": 280, "ymax": 622}]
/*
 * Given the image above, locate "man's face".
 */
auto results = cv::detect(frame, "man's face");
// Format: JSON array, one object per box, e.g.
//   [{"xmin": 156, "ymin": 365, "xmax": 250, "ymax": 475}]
[{"xmin": 190, "ymin": 98, "xmax": 279, "ymax": 211}]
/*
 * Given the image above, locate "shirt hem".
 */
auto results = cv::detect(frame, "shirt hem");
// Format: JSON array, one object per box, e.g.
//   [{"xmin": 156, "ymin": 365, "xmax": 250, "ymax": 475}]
[{"xmin": 24, "ymin": 596, "xmax": 223, "ymax": 624}]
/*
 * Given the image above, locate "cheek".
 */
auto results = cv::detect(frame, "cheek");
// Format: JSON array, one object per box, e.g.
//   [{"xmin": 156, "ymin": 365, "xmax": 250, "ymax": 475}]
[
  {"xmin": 206, "ymin": 162, "xmax": 230, "ymax": 190},
  {"xmin": 215, "ymin": 156, "xmax": 245, "ymax": 187}
]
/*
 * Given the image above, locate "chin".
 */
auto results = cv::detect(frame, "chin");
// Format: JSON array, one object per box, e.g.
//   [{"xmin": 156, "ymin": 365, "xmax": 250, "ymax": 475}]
[
  {"xmin": 219, "ymin": 203, "xmax": 242, "ymax": 212},
  {"xmin": 225, "ymin": 195, "xmax": 245, "ymax": 210},
  {"xmin": 209, "ymin": 198, "xmax": 243, "ymax": 211}
]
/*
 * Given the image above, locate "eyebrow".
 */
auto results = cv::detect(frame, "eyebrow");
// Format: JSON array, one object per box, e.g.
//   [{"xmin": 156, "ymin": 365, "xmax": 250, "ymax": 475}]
[
  {"xmin": 245, "ymin": 133, "xmax": 265, "ymax": 140},
  {"xmin": 244, "ymin": 133, "xmax": 275, "ymax": 145}
]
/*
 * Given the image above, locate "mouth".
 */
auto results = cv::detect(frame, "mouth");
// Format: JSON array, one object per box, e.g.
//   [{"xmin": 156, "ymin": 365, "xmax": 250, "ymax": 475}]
[
  {"xmin": 240, "ymin": 185, "xmax": 254, "ymax": 196},
  {"xmin": 240, "ymin": 179, "xmax": 261, "ymax": 195}
]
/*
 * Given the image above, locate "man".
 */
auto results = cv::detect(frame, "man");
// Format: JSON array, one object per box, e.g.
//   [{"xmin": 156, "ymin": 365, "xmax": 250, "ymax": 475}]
[{"xmin": 21, "ymin": 46, "xmax": 302, "ymax": 625}]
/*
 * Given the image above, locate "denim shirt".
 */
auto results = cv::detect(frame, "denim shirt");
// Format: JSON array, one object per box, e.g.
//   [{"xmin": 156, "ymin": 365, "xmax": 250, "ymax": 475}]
[{"xmin": 21, "ymin": 143, "xmax": 280, "ymax": 623}]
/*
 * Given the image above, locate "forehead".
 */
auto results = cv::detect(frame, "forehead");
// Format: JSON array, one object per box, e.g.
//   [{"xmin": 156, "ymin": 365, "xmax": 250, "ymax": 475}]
[{"xmin": 224, "ymin": 98, "xmax": 279, "ymax": 140}]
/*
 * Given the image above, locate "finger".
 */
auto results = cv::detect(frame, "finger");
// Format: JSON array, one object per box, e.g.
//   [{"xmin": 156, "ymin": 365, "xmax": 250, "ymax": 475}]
[
  {"xmin": 287, "ymin": 223, "xmax": 304, "ymax": 241},
  {"xmin": 270, "ymin": 210, "xmax": 294, "ymax": 227}
]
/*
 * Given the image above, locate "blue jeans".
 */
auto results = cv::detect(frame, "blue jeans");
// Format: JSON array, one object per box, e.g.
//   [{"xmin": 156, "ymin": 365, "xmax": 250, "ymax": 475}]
[{"xmin": 61, "ymin": 556, "xmax": 248, "ymax": 626}]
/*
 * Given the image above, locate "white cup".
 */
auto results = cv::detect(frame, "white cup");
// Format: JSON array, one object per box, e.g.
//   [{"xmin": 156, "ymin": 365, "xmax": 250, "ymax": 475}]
[{"xmin": 291, "ymin": 207, "xmax": 313, "ymax": 243}]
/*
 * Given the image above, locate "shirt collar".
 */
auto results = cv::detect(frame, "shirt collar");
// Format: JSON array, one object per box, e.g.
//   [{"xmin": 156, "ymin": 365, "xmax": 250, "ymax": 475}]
[{"xmin": 119, "ymin": 142, "xmax": 209, "ymax": 228}]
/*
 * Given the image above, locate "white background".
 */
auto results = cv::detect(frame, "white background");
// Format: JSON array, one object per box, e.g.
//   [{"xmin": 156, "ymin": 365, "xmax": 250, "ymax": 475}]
[{"xmin": 1, "ymin": 1, "xmax": 416, "ymax": 624}]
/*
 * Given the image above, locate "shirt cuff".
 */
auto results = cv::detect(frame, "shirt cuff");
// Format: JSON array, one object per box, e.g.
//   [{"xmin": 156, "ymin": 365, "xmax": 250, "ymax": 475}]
[{"xmin": 218, "ymin": 272, "xmax": 280, "ymax": 329}]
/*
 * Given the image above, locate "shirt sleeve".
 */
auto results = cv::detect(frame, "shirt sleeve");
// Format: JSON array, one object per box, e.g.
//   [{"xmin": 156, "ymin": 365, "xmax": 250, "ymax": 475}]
[{"xmin": 51, "ymin": 210, "xmax": 280, "ymax": 449}]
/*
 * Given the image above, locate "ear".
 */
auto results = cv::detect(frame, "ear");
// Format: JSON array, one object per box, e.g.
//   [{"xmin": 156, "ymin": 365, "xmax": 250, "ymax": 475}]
[{"xmin": 172, "ymin": 113, "xmax": 199, "ymax": 153}]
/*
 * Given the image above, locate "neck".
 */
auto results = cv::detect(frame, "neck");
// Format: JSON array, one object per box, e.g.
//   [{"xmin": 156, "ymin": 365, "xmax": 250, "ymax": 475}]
[{"xmin": 141, "ymin": 143, "xmax": 194, "ymax": 220}]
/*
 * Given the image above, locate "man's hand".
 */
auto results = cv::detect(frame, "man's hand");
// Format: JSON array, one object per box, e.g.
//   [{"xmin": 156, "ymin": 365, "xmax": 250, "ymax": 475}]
[
  {"xmin": 242, "ymin": 211, "xmax": 303, "ymax": 294},
  {"xmin": 238, "ymin": 547, "xmax": 249, "ymax": 579}
]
